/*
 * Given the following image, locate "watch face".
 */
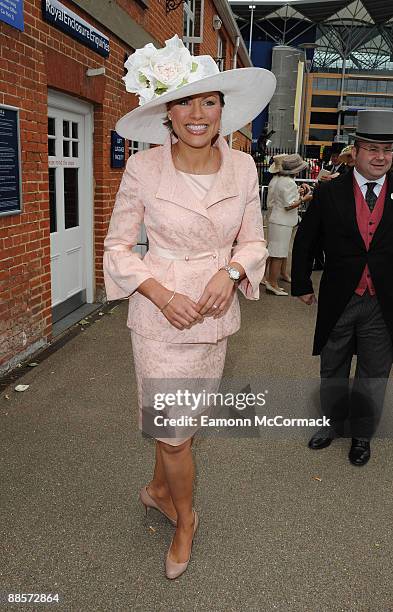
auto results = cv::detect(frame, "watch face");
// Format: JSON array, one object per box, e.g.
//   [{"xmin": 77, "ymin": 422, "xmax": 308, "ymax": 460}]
[{"xmin": 229, "ymin": 268, "xmax": 240, "ymax": 281}]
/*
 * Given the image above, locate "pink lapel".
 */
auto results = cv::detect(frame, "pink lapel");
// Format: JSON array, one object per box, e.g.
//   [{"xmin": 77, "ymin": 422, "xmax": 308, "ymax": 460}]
[{"xmin": 155, "ymin": 135, "xmax": 239, "ymax": 219}]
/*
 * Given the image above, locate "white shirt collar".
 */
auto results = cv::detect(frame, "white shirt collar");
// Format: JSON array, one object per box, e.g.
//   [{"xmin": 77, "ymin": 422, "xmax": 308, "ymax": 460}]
[{"xmin": 353, "ymin": 167, "xmax": 386, "ymax": 188}]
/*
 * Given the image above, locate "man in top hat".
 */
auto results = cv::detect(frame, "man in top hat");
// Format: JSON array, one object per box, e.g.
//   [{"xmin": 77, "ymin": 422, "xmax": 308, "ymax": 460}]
[
  {"xmin": 291, "ymin": 109, "xmax": 393, "ymax": 466},
  {"xmin": 319, "ymin": 142, "xmax": 347, "ymax": 181}
]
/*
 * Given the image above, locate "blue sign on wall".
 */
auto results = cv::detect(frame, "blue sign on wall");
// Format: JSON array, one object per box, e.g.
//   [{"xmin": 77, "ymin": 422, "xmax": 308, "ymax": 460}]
[
  {"xmin": 42, "ymin": 0, "xmax": 110, "ymax": 58},
  {"xmin": 0, "ymin": 0, "xmax": 24, "ymax": 31},
  {"xmin": 0, "ymin": 106, "xmax": 22, "ymax": 216},
  {"xmin": 111, "ymin": 131, "xmax": 126, "ymax": 169}
]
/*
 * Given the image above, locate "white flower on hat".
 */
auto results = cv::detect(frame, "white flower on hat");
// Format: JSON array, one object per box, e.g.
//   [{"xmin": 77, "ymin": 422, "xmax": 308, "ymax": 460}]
[
  {"xmin": 123, "ymin": 43, "xmax": 156, "ymax": 96},
  {"xmin": 138, "ymin": 86, "xmax": 156, "ymax": 105},
  {"xmin": 122, "ymin": 35, "xmax": 218, "ymax": 106},
  {"xmin": 141, "ymin": 34, "xmax": 193, "ymax": 91}
]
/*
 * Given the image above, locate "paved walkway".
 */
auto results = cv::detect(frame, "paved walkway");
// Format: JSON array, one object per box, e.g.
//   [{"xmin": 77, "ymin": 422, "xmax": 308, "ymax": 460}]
[{"xmin": 1, "ymin": 280, "xmax": 393, "ymax": 612}]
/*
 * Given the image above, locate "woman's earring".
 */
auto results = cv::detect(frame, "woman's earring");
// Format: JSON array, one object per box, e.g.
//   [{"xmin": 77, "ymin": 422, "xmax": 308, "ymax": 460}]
[{"xmin": 167, "ymin": 114, "xmax": 172, "ymax": 121}]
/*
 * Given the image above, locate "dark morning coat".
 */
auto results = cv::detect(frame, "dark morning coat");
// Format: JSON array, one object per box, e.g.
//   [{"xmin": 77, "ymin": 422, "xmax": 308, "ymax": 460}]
[
  {"xmin": 323, "ymin": 162, "xmax": 348, "ymax": 176},
  {"xmin": 291, "ymin": 169, "xmax": 393, "ymax": 355}
]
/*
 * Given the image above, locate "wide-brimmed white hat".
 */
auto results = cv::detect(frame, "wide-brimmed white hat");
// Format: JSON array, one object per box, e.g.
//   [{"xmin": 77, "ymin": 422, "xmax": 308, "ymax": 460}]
[{"xmin": 115, "ymin": 35, "xmax": 276, "ymax": 144}]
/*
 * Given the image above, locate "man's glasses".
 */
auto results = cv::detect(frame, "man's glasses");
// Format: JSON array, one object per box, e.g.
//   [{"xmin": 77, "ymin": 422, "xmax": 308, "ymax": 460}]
[{"xmin": 357, "ymin": 145, "xmax": 393, "ymax": 155}]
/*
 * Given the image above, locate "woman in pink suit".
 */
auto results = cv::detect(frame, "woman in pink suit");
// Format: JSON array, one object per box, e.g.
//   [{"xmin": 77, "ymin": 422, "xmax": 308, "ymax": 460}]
[{"xmin": 103, "ymin": 35, "xmax": 276, "ymax": 579}]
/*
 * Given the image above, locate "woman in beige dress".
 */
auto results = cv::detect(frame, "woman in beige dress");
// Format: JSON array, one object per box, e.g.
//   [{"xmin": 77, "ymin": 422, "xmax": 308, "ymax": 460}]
[
  {"xmin": 103, "ymin": 35, "xmax": 275, "ymax": 579},
  {"xmin": 265, "ymin": 154, "xmax": 308, "ymax": 296}
]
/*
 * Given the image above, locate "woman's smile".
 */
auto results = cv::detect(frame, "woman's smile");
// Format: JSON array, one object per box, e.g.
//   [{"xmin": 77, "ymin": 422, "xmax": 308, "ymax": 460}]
[{"xmin": 185, "ymin": 124, "xmax": 209, "ymax": 135}]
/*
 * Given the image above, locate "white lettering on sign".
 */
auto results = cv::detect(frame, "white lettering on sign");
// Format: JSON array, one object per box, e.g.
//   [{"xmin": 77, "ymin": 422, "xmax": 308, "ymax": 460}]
[
  {"xmin": 49, "ymin": 159, "xmax": 79, "ymax": 168},
  {"xmin": 44, "ymin": 0, "xmax": 110, "ymax": 54}
]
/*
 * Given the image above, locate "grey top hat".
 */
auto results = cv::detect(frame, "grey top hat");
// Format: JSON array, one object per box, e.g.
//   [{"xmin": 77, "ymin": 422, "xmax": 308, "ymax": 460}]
[
  {"xmin": 269, "ymin": 153, "xmax": 308, "ymax": 175},
  {"xmin": 353, "ymin": 109, "xmax": 393, "ymax": 143}
]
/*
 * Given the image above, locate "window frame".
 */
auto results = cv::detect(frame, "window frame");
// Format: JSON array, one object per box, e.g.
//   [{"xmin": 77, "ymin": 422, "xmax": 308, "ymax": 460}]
[{"xmin": 183, "ymin": 0, "xmax": 204, "ymax": 46}]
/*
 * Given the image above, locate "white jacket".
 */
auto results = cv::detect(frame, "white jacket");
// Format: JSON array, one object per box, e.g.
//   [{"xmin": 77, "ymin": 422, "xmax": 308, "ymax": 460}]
[{"xmin": 267, "ymin": 175, "xmax": 299, "ymax": 227}]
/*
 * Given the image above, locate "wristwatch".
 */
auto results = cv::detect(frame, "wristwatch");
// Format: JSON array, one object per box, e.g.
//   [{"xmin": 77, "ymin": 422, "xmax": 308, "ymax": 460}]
[{"xmin": 221, "ymin": 265, "xmax": 241, "ymax": 282}]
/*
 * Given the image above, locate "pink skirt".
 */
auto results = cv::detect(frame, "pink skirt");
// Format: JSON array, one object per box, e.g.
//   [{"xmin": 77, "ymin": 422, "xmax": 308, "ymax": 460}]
[{"xmin": 131, "ymin": 331, "xmax": 228, "ymax": 446}]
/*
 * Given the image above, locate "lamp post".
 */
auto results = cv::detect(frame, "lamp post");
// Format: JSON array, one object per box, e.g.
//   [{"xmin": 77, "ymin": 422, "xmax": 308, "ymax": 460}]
[{"xmin": 248, "ymin": 5, "xmax": 256, "ymax": 58}]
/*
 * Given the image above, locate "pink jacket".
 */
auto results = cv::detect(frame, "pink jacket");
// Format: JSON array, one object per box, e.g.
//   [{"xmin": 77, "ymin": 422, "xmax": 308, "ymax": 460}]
[{"xmin": 103, "ymin": 135, "xmax": 267, "ymax": 343}]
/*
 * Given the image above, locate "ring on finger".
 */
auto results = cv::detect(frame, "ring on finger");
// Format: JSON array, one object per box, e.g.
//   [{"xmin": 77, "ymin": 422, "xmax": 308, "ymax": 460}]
[{"xmin": 212, "ymin": 304, "xmax": 218, "ymax": 310}]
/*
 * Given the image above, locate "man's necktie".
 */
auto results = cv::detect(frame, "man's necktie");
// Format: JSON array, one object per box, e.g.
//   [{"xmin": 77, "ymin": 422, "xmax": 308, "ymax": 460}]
[{"xmin": 365, "ymin": 182, "xmax": 377, "ymax": 212}]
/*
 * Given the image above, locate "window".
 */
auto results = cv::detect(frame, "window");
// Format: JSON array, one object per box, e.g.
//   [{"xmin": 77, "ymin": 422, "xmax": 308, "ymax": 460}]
[
  {"xmin": 314, "ymin": 78, "xmax": 327, "ymax": 90},
  {"xmin": 310, "ymin": 112, "xmax": 338, "ymax": 125},
  {"xmin": 128, "ymin": 141, "xmax": 149, "ymax": 257},
  {"xmin": 357, "ymin": 79, "xmax": 368, "ymax": 93},
  {"xmin": 128, "ymin": 140, "xmax": 150, "ymax": 157},
  {"xmin": 346, "ymin": 79, "xmax": 391, "ymax": 95},
  {"xmin": 64, "ymin": 168, "xmax": 79, "ymax": 229},
  {"xmin": 183, "ymin": 0, "xmax": 204, "ymax": 48},
  {"xmin": 313, "ymin": 78, "xmax": 340, "ymax": 92},
  {"xmin": 326, "ymin": 78, "xmax": 340, "ymax": 91},
  {"xmin": 343, "ymin": 113, "xmax": 357, "ymax": 126},
  {"xmin": 377, "ymin": 81, "xmax": 387, "ymax": 93},
  {"xmin": 311, "ymin": 95, "xmax": 340, "ymax": 108},
  {"xmin": 345, "ymin": 95, "xmax": 367, "ymax": 107},
  {"xmin": 62, "ymin": 120, "xmax": 79, "ymax": 158},
  {"xmin": 48, "ymin": 117, "xmax": 56, "ymax": 157},
  {"xmin": 346, "ymin": 78, "xmax": 358, "ymax": 92},
  {"xmin": 216, "ymin": 34, "xmax": 226, "ymax": 71},
  {"xmin": 49, "ymin": 167, "xmax": 57, "ymax": 233},
  {"xmin": 308, "ymin": 128, "xmax": 337, "ymax": 142},
  {"xmin": 346, "ymin": 95, "xmax": 393, "ymax": 109}
]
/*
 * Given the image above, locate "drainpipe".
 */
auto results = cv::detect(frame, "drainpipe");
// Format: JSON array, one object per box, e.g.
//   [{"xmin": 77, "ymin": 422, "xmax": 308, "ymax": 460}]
[{"xmin": 229, "ymin": 36, "xmax": 240, "ymax": 149}]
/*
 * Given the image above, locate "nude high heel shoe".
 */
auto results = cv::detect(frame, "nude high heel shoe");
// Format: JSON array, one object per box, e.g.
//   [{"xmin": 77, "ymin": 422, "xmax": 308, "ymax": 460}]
[
  {"xmin": 139, "ymin": 486, "xmax": 177, "ymax": 527},
  {"xmin": 165, "ymin": 510, "xmax": 199, "ymax": 580}
]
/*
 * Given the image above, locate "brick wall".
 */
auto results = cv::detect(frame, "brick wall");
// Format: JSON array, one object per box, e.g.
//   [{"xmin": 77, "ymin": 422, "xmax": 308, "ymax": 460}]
[
  {"xmin": 1, "ymin": 3, "xmax": 50, "ymax": 368},
  {"xmin": 0, "ymin": 0, "xmax": 252, "ymax": 371},
  {"xmin": 0, "ymin": 0, "xmax": 141, "ymax": 369}
]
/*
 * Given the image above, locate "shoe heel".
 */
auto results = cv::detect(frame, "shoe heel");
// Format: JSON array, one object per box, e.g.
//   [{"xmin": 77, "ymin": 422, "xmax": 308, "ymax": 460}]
[
  {"xmin": 139, "ymin": 491, "xmax": 149, "ymax": 517},
  {"xmin": 139, "ymin": 485, "xmax": 177, "ymax": 527}
]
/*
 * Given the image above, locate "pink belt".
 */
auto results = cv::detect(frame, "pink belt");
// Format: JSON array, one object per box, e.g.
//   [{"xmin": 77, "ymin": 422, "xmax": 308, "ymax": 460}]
[
  {"xmin": 148, "ymin": 245, "xmax": 231, "ymax": 262},
  {"xmin": 104, "ymin": 243, "xmax": 232, "ymax": 263}
]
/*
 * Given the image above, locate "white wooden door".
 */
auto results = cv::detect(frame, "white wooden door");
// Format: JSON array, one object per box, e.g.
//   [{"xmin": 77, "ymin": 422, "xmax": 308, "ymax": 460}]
[{"xmin": 48, "ymin": 93, "xmax": 93, "ymax": 322}]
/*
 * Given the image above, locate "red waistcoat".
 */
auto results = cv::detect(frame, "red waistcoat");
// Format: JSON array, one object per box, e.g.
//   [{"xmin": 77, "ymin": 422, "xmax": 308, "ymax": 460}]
[{"xmin": 354, "ymin": 176, "xmax": 387, "ymax": 296}]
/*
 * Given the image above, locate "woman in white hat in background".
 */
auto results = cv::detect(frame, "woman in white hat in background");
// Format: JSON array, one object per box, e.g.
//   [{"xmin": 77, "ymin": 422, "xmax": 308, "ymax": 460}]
[
  {"xmin": 265, "ymin": 153, "xmax": 309, "ymax": 296},
  {"xmin": 103, "ymin": 35, "xmax": 276, "ymax": 579}
]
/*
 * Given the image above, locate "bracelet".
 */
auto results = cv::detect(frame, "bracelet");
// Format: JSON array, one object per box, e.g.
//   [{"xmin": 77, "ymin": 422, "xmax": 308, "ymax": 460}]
[{"xmin": 160, "ymin": 290, "xmax": 176, "ymax": 312}]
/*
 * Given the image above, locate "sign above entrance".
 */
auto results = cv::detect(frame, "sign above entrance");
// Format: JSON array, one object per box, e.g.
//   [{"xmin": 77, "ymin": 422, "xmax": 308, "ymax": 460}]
[
  {"xmin": 0, "ymin": 105, "xmax": 22, "ymax": 217},
  {"xmin": 42, "ymin": 0, "xmax": 110, "ymax": 58},
  {"xmin": 0, "ymin": 0, "xmax": 24, "ymax": 31}
]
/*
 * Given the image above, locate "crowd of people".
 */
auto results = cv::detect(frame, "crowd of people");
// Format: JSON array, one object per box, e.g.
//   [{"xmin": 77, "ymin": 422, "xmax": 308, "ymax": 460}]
[{"xmin": 103, "ymin": 34, "xmax": 393, "ymax": 579}]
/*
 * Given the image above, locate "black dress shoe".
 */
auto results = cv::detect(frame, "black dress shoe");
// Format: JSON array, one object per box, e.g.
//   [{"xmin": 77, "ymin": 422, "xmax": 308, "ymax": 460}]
[
  {"xmin": 308, "ymin": 429, "xmax": 335, "ymax": 450},
  {"xmin": 348, "ymin": 439, "xmax": 370, "ymax": 466}
]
